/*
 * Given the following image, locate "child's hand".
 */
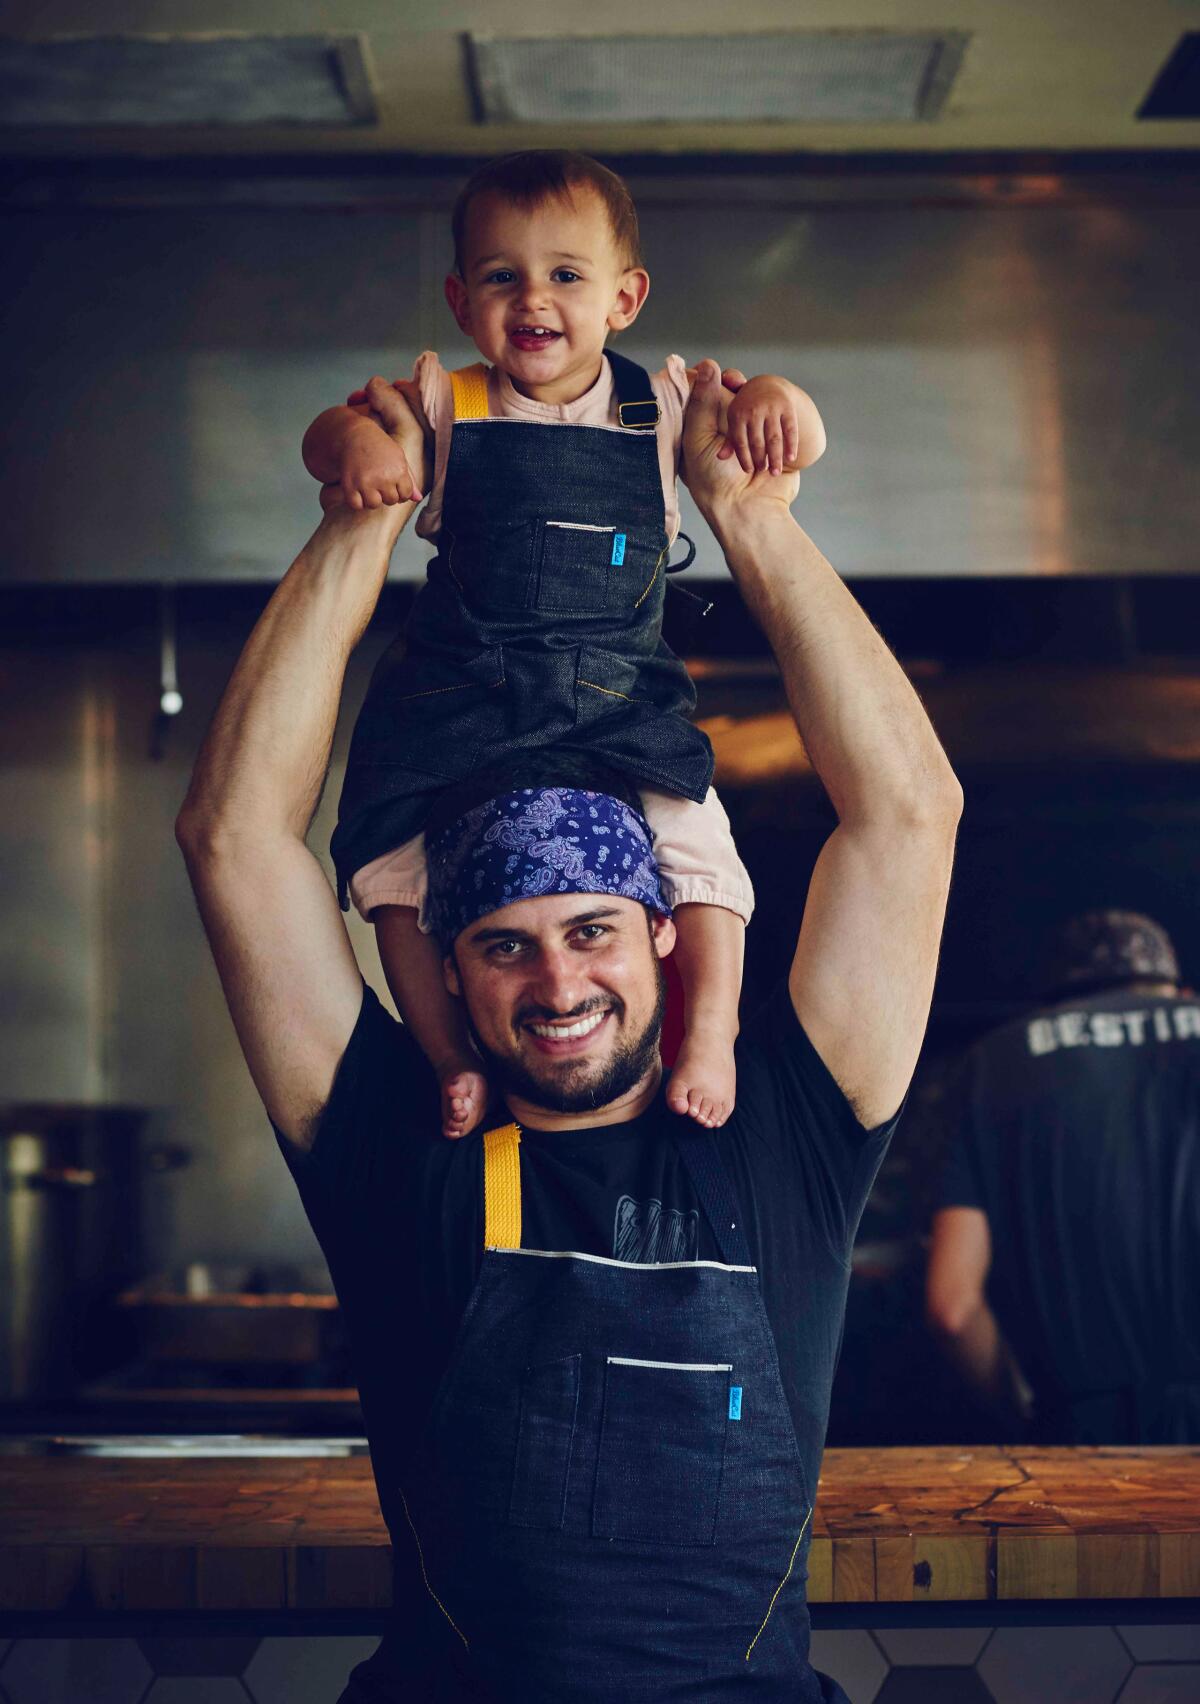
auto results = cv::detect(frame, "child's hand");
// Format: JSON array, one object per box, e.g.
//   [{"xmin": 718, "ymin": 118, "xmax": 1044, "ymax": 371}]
[
  {"xmin": 341, "ymin": 417, "xmax": 422, "ymax": 511},
  {"xmin": 718, "ymin": 375, "xmax": 822, "ymax": 478}
]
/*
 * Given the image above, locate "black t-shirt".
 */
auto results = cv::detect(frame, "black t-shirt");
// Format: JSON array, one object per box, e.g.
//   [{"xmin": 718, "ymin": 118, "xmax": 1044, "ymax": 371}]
[
  {"xmin": 938, "ymin": 988, "xmax": 1200, "ymax": 1408},
  {"xmin": 278, "ymin": 978, "xmax": 896, "ymax": 1557}
]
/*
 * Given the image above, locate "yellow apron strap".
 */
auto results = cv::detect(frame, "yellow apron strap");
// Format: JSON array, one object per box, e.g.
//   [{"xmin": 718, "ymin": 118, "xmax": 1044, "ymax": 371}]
[
  {"xmin": 450, "ymin": 363, "xmax": 490, "ymax": 423},
  {"xmin": 482, "ymin": 1121, "xmax": 522, "ymax": 1249}
]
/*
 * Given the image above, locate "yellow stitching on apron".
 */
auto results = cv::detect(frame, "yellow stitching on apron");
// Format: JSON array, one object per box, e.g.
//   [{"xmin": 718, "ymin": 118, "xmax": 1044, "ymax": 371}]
[
  {"xmin": 397, "ymin": 1481, "xmax": 470, "ymax": 1650},
  {"xmin": 578, "ymin": 680, "xmax": 633, "ymax": 702},
  {"xmin": 633, "ymin": 546, "xmax": 667, "ymax": 611},
  {"xmin": 744, "ymin": 1506, "xmax": 812, "ymax": 1661},
  {"xmin": 395, "ymin": 675, "xmax": 504, "ymax": 702},
  {"xmin": 483, "ymin": 1122, "xmax": 522, "ymax": 1249},
  {"xmin": 450, "ymin": 363, "xmax": 490, "ymax": 422}
]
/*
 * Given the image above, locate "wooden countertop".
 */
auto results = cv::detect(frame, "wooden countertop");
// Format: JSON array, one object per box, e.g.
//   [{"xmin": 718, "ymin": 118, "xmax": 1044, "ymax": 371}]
[{"xmin": 2, "ymin": 1446, "xmax": 1198, "ymax": 1613}]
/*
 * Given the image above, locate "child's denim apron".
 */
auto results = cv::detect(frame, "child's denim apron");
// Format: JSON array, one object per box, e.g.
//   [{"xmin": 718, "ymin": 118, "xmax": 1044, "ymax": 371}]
[
  {"xmin": 332, "ymin": 351, "xmax": 715, "ymax": 906},
  {"xmin": 389, "ymin": 1118, "xmax": 851, "ymax": 1704}
]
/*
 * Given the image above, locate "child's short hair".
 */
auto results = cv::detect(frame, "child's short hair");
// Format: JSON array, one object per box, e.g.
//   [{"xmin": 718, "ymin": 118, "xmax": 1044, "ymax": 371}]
[{"xmin": 451, "ymin": 150, "xmax": 643, "ymax": 275}]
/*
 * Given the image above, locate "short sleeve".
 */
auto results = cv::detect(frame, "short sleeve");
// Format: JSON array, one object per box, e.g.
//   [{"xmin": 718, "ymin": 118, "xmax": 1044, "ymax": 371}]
[
  {"xmin": 935, "ymin": 1057, "xmax": 986, "ymax": 1212},
  {"xmin": 652, "ymin": 354, "xmax": 690, "ymax": 465},
  {"xmin": 275, "ymin": 981, "xmax": 438, "ymax": 1205},
  {"xmin": 733, "ymin": 982, "xmax": 901, "ymax": 1264},
  {"xmin": 412, "ymin": 350, "xmax": 447, "ymax": 434}
]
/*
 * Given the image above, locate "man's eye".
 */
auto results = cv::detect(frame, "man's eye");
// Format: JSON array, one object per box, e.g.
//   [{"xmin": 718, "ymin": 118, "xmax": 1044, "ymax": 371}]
[{"xmin": 575, "ymin": 925, "xmax": 608, "ymax": 943}]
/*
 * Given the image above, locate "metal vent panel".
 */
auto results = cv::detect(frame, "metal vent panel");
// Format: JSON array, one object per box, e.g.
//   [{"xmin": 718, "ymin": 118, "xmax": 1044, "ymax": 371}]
[
  {"xmin": 0, "ymin": 35, "xmax": 375, "ymax": 128},
  {"xmin": 468, "ymin": 30, "xmax": 968, "ymax": 125}
]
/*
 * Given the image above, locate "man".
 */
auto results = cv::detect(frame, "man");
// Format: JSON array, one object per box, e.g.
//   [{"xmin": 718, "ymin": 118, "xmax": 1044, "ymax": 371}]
[
  {"xmin": 177, "ymin": 362, "xmax": 961, "ymax": 1702},
  {"xmin": 927, "ymin": 909, "xmax": 1200, "ymax": 1445}
]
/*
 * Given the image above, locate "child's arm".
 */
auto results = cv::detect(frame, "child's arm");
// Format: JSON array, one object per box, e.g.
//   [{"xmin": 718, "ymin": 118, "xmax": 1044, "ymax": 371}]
[
  {"xmin": 301, "ymin": 378, "xmax": 430, "ymax": 510},
  {"xmin": 683, "ymin": 365, "xmax": 826, "ymax": 480}
]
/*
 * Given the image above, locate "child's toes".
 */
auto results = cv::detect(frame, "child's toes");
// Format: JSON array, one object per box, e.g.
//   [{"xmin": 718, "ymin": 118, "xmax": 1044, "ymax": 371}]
[
  {"xmin": 685, "ymin": 1088, "xmax": 712, "ymax": 1126},
  {"xmin": 442, "ymin": 1070, "xmax": 485, "ymax": 1139},
  {"xmin": 666, "ymin": 1074, "xmax": 691, "ymax": 1115}
]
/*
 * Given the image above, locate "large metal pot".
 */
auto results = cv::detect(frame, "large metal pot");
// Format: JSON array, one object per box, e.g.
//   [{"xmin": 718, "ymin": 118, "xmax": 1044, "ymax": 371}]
[{"xmin": 0, "ymin": 1105, "xmax": 146, "ymax": 1401}]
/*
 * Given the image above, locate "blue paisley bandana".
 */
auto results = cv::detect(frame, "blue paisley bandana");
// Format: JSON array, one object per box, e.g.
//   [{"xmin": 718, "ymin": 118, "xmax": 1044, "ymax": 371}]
[{"xmin": 426, "ymin": 787, "xmax": 669, "ymax": 947}]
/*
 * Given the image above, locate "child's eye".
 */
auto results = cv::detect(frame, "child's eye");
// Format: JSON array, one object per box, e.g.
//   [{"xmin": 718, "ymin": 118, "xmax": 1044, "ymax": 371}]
[
  {"xmin": 484, "ymin": 270, "xmax": 515, "ymax": 285},
  {"xmin": 552, "ymin": 269, "xmax": 581, "ymax": 284}
]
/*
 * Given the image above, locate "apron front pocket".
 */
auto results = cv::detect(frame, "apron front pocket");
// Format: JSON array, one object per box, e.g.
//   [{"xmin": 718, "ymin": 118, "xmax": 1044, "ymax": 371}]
[
  {"xmin": 508, "ymin": 1353, "xmax": 580, "ymax": 1531},
  {"xmin": 351, "ymin": 644, "xmax": 507, "ymax": 779},
  {"xmin": 592, "ymin": 1356, "xmax": 732, "ymax": 1547}
]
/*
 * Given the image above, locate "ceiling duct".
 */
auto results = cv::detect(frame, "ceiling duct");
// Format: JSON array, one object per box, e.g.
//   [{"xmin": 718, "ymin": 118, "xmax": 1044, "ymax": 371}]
[
  {"xmin": 0, "ymin": 35, "xmax": 375, "ymax": 128},
  {"xmin": 466, "ymin": 30, "xmax": 968, "ymax": 125}
]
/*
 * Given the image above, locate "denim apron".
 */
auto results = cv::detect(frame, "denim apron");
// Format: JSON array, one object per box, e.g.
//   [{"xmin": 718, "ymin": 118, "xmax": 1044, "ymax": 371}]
[
  {"xmin": 392, "ymin": 1118, "xmax": 851, "ymax": 1703},
  {"xmin": 332, "ymin": 351, "xmax": 715, "ymax": 905}
]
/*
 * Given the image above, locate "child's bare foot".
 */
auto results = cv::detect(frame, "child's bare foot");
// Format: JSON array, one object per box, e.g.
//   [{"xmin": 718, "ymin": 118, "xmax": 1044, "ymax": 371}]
[
  {"xmin": 439, "ymin": 1061, "xmax": 489, "ymax": 1140},
  {"xmin": 666, "ymin": 1030, "xmax": 736, "ymax": 1129}
]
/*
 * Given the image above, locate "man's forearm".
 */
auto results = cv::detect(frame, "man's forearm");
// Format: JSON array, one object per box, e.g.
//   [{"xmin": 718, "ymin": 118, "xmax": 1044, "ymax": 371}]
[
  {"xmin": 178, "ymin": 503, "xmax": 407, "ymax": 847},
  {"xmin": 705, "ymin": 500, "xmax": 959, "ymax": 824},
  {"xmin": 935, "ymin": 1298, "xmax": 1033, "ymax": 1424}
]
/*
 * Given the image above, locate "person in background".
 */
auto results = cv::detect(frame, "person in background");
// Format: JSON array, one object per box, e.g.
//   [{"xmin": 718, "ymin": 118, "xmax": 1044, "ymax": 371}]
[{"xmin": 927, "ymin": 910, "xmax": 1200, "ymax": 1444}]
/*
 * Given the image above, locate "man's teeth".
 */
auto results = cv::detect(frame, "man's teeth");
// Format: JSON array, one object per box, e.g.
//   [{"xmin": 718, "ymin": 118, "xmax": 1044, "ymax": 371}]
[{"xmin": 528, "ymin": 1011, "xmax": 607, "ymax": 1040}]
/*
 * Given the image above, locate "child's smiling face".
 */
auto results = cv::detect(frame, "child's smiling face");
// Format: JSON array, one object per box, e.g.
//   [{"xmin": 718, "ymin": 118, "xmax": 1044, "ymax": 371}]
[{"xmin": 445, "ymin": 187, "xmax": 649, "ymax": 406}]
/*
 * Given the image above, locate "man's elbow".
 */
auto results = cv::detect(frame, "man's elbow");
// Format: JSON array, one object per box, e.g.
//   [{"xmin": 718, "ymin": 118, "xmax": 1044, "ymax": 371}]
[
  {"xmin": 175, "ymin": 802, "xmax": 241, "ymax": 873},
  {"xmin": 874, "ymin": 762, "xmax": 963, "ymax": 840},
  {"xmin": 925, "ymin": 1288, "xmax": 980, "ymax": 1341}
]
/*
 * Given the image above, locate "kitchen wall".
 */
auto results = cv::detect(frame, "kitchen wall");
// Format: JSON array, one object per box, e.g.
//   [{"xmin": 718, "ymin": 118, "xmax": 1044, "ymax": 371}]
[
  {"xmin": 0, "ymin": 596, "xmax": 399, "ymax": 1272},
  {"xmin": 3, "ymin": 167, "xmax": 1200, "ymax": 1280},
  {"xmin": 2, "ymin": 174, "xmax": 1199, "ymax": 584}
]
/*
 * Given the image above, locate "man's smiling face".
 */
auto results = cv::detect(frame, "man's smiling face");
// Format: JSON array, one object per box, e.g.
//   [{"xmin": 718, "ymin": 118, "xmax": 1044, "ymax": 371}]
[{"xmin": 445, "ymin": 894, "xmax": 675, "ymax": 1124}]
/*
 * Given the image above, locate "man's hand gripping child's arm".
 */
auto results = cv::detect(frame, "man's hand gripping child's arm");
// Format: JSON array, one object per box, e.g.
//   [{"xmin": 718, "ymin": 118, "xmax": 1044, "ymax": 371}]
[
  {"xmin": 302, "ymin": 376, "xmax": 430, "ymax": 511},
  {"xmin": 685, "ymin": 366, "xmax": 826, "ymax": 479}
]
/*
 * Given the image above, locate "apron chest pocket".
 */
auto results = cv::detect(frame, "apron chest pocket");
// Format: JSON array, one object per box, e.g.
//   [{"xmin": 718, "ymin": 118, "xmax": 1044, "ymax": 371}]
[
  {"xmin": 509, "ymin": 1353, "xmax": 580, "ymax": 1530},
  {"xmin": 592, "ymin": 1357, "xmax": 732, "ymax": 1547}
]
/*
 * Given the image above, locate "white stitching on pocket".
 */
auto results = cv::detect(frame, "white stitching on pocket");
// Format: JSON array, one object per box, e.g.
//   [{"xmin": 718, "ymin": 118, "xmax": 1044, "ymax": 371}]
[{"xmin": 608, "ymin": 1357, "xmax": 732, "ymax": 1372}]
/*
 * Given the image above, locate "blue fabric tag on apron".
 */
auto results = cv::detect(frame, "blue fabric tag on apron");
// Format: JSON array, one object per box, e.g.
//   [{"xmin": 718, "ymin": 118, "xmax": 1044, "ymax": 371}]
[
  {"xmin": 611, "ymin": 532, "xmax": 627, "ymax": 566},
  {"xmin": 728, "ymin": 1385, "xmax": 743, "ymax": 1420}
]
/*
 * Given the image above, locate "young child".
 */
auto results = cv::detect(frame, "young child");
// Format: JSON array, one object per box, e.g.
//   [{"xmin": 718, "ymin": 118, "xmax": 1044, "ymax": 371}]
[{"xmin": 302, "ymin": 150, "xmax": 826, "ymax": 1140}]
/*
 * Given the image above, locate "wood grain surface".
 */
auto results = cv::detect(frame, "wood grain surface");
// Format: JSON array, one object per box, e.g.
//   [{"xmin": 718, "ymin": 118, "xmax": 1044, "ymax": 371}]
[{"xmin": 2, "ymin": 1446, "xmax": 1198, "ymax": 1612}]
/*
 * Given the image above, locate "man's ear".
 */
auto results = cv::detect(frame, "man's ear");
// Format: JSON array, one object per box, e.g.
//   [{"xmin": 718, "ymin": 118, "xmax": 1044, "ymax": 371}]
[
  {"xmin": 607, "ymin": 267, "xmax": 650, "ymax": 334},
  {"xmin": 443, "ymin": 951, "xmax": 462, "ymax": 997},
  {"xmin": 650, "ymin": 911, "xmax": 677, "ymax": 960},
  {"xmin": 444, "ymin": 273, "xmax": 472, "ymax": 337}
]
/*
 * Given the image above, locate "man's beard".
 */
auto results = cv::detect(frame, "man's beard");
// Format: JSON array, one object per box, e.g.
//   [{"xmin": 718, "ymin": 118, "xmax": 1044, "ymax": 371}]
[{"xmin": 465, "ymin": 958, "xmax": 667, "ymax": 1115}]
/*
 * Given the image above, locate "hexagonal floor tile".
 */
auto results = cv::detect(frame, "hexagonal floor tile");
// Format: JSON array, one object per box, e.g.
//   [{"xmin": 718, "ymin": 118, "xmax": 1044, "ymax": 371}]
[
  {"xmin": 875, "ymin": 1667, "xmax": 995, "ymax": 1702},
  {"xmin": 874, "ymin": 1627, "xmax": 992, "ymax": 1667},
  {"xmin": 808, "ymin": 1630, "xmax": 889, "ymax": 1704},
  {"xmin": 2, "ymin": 1637, "xmax": 153, "ymax": 1704},
  {"xmin": 144, "ymin": 1683, "xmax": 250, "ymax": 1704},
  {"xmin": 243, "ymin": 1636, "xmax": 381, "ymax": 1704},
  {"xmin": 1118, "ymin": 1668, "xmax": 1200, "ymax": 1703},
  {"xmin": 980, "ymin": 1625, "xmax": 1130, "ymax": 1704},
  {"xmin": 137, "ymin": 1637, "xmax": 259, "ymax": 1678},
  {"xmin": 1118, "ymin": 1626, "xmax": 1200, "ymax": 1663}
]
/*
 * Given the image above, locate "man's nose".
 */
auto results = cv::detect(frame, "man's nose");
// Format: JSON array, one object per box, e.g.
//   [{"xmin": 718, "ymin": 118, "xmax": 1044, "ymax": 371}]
[{"xmin": 526, "ymin": 946, "xmax": 587, "ymax": 1015}]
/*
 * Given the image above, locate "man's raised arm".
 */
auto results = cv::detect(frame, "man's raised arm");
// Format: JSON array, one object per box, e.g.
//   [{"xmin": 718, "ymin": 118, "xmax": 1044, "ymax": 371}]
[
  {"xmin": 176, "ymin": 381, "xmax": 426, "ymax": 1148},
  {"xmin": 683, "ymin": 361, "xmax": 963, "ymax": 1129}
]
